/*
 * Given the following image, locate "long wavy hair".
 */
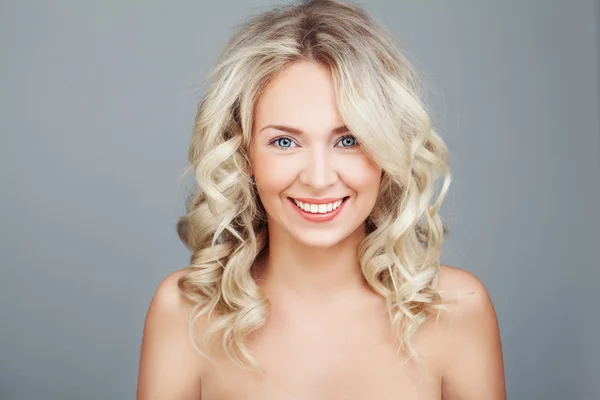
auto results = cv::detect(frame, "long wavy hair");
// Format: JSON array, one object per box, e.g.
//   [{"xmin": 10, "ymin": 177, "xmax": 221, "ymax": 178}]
[{"xmin": 177, "ymin": 0, "xmax": 451, "ymax": 370}]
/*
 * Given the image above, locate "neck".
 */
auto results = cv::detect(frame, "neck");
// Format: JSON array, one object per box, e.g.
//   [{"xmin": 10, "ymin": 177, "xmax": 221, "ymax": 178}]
[{"xmin": 254, "ymin": 223, "xmax": 372, "ymax": 303}]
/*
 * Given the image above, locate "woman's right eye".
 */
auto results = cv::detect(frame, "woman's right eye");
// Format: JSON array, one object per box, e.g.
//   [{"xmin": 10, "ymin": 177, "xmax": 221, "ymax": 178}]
[{"xmin": 270, "ymin": 137, "xmax": 296, "ymax": 150}]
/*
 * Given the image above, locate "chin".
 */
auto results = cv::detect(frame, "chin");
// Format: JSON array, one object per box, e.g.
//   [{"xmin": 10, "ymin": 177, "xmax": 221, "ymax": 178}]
[{"xmin": 287, "ymin": 225, "xmax": 363, "ymax": 249}]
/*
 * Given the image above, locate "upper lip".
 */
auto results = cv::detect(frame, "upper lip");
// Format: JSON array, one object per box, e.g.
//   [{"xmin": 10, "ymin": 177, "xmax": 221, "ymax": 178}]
[{"xmin": 289, "ymin": 197, "xmax": 348, "ymax": 204}]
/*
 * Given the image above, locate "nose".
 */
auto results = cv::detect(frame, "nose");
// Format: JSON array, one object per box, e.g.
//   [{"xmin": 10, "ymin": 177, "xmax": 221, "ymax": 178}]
[{"xmin": 298, "ymin": 148, "xmax": 338, "ymax": 190}]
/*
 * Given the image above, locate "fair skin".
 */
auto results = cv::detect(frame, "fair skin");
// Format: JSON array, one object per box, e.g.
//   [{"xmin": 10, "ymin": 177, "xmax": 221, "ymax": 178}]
[{"xmin": 137, "ymin": 61, "xmax": 506, "ymax": 399}]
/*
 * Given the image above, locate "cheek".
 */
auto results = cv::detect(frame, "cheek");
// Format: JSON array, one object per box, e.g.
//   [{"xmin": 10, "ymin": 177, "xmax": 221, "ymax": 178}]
[
  {"xmin": 341, "ymin": 156, "xmax": 382, "ymax": 195},
  {"xmin": 252, "ymin": 152, "xmax": 296, "ymax": 199}
]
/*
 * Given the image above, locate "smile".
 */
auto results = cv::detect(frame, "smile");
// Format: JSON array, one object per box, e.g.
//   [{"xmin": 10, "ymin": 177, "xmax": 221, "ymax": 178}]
[
  {"xmin": 291, "ymin": 198, "xmax": 346, "ymax": 214},
  {"xmin": 288, "ymin": 196, "xmax": 350, "ymax": 223}
]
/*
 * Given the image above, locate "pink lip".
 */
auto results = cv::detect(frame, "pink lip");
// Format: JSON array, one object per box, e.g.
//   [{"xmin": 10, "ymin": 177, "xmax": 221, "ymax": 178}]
[{"xmin": 288, "ymin": 197, "xmax": 348, "ymax": 223}]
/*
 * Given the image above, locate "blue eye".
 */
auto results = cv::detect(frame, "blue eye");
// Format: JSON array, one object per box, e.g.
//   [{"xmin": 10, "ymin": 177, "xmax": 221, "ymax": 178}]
[
  {"xmin": 338, "ymin": 135, "xmax": 358, "ymax": 148},
  {"xmin": 270, "ymin": 136, "xmax": 296, "ymax": 150}
]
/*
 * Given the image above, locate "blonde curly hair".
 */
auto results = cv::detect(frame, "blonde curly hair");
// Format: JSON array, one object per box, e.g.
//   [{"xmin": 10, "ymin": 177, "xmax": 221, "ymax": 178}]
[{"xmin": 176, "ymin": 0, "xmax": 451, "ymax": 369}]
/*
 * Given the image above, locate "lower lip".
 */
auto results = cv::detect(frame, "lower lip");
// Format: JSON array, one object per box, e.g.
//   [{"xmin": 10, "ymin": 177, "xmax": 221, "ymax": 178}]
[{"xmin": 288, "ymin": 197, "xmax": 348, "ymax": 223}]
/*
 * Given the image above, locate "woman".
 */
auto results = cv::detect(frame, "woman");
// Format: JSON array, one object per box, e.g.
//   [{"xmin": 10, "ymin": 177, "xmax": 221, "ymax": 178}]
[{"xmin": 137, "ymin": 0, "xmax": 506, "ymax": 398}]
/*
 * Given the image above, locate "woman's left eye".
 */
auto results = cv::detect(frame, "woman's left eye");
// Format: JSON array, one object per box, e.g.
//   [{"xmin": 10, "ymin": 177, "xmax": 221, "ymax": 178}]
[
  {"xmin": 270, "ymin": 136, "xmax": 297, "ymax": 149},
  {"xmin": 337, "ymin": 135, "xmax": 359, "ymax": 148}
]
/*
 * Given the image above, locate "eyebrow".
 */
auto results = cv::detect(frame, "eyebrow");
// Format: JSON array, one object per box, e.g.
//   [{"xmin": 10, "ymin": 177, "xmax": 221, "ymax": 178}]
[{"xmin": 259, "ymin": 124, "xmax": 349, "ymax": 135}]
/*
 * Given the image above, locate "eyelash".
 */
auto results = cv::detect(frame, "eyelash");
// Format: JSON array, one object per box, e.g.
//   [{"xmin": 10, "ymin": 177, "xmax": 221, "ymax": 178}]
[{"xmin": 269, "ymin": 135, "xmax": 359, "ymax": 150}]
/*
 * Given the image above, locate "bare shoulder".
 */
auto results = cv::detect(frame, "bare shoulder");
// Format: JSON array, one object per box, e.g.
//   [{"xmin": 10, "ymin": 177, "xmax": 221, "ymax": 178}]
[
  {"xmin": 137, "ymin": 267, "xmax": 206, "ymax": 400},
  {"xmin": 147, "ymin": 267, "xmax": 197, "ymax": 314},
  {"xmin": 434, "ymin": 264, "xmax": 499, "ymax": 336},
  {"xmin": 433, "ymin": 264, "xmax": 506, "ymax": 399},
  {"xmin": 436, "ymin": 264, "xmax": 492, "ymax": 312}
]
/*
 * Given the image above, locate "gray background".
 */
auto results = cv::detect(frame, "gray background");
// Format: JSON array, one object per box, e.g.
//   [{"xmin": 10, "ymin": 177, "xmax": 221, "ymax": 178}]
[{"xmin": 1, "ymin": 0, "xmax": 599, "ymax": 399}]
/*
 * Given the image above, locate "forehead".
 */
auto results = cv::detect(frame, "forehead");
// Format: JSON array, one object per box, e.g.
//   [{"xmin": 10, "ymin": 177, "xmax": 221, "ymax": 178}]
[{"xmin": 253, "ymin": 61, "xmax": 345, "ymax": 134}]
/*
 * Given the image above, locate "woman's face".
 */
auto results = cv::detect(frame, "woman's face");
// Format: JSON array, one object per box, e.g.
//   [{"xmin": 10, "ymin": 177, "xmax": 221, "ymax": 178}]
[{"xmin": 249, "ymin": 61, "xmax": 382, "ymax": 249}]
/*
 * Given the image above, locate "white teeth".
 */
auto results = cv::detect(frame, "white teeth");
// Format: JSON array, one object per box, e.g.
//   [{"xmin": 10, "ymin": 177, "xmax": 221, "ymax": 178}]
[{"xmin": 292, "ymin": 198, "xmax": 345, "ymax": 214}]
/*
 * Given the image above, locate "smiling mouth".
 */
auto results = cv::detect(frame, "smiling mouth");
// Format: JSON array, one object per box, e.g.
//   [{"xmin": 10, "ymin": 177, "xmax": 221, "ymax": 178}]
[{"xmin": 289, "ymin": 196, "xmax": 350, "ymax": 214}]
